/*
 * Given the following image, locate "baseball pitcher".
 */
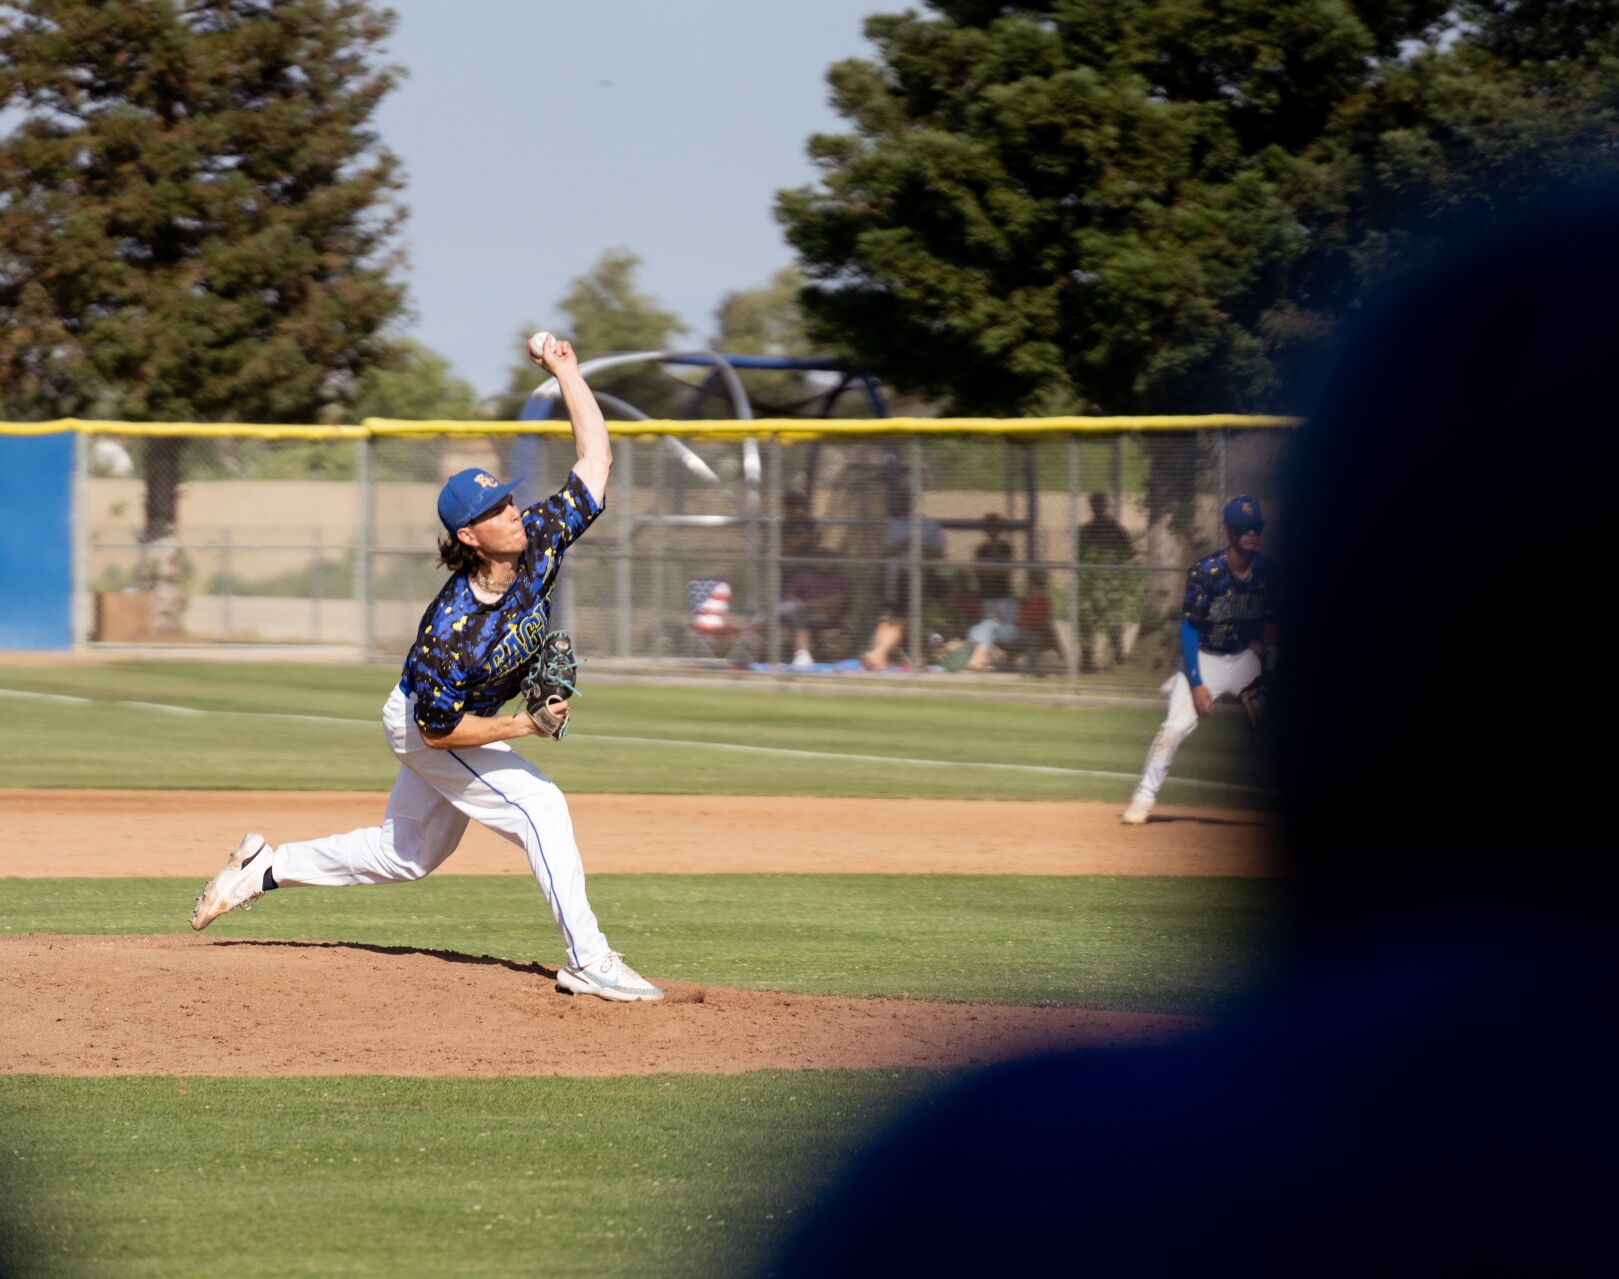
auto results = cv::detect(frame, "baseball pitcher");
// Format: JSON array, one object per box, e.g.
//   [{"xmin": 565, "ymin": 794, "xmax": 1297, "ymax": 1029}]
[{"xmin": 190, "ymin": 336, "xmax": 662, "ymax": 1002}]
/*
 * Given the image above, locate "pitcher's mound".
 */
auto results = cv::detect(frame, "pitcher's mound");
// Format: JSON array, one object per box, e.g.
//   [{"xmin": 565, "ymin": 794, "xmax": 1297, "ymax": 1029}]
[{"xmin": 3, "ymin": 934, "xmax": 1203, "ymax": 1077}]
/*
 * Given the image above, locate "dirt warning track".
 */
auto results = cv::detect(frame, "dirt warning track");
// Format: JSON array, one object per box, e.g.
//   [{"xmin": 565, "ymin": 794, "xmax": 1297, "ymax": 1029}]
[{"xmin": 0, "ymin": 790, "xmax": 1283, "ymax": 877}]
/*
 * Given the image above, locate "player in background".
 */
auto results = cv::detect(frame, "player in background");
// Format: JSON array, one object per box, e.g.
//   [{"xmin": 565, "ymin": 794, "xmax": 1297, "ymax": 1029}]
[
  {"xmin": 189, "ymin": 336, "xmax": 663, "ymax": 1002},
  {"xmin": 1122, "ymin": 496, "xmax": 1278, "ymax": 825}
]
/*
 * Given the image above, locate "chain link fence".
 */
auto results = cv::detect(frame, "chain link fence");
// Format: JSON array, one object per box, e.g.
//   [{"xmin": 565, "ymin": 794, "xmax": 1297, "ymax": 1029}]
[{"xmin": 73, "ymin": 420, "xmax": 1296, "ymax": 690}]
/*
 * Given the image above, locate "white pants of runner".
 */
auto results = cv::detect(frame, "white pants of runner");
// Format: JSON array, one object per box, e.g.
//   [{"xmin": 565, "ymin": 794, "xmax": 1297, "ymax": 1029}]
[
  {"xmin": 1134, "ymin": 648, "xmax": 1261, "ymax": 800},
  {"xmin": 267, "ymin": 684, "xmax": 609, "ymax": 971}
]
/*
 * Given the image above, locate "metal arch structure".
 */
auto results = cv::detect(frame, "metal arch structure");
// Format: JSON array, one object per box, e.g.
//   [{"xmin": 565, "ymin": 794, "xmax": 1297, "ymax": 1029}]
[
  {"xmin": 657, "ymin": 353, "xmax": 888, "ymax": 423},
  {"xmin": 545, "ymin": 388, "xmax": 751, "ymax": 516},
  {"xmin": 513, "ymin": 349, "xmax": 892, "ymax": 658},
  {"xmin": 515, "ymin": 349, "xmax": 890, "ymax": 514},
  {"xmin": 517, "ymin": 349, "xmax": 889, "ymax": 420},
  {"xmin": 521, "ymin": 349, "xmax": 760, "ymax": 512}
]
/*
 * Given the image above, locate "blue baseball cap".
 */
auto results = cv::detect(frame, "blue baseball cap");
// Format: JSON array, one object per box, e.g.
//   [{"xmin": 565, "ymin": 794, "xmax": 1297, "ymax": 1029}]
[
  {"xmin": 437, "ymin": 468, "xmax": 523, "ymax": 533},
  {"xmin": 1222, "ymin": 495, "xmax": 1264, "ymax": 528}
]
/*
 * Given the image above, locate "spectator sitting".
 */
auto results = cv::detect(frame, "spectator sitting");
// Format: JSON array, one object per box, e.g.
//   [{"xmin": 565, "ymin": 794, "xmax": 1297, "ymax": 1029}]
[
  {"xmin": 778, "ymin": 544, "xmax": 851, "ymax": 667},
  {"xmin": 861, "ymin": 488, "xmax": 947, "ymax": 670},
  {"xmin": 963, "ymin": 570, "xmax": 1060, "ymax": 672}
]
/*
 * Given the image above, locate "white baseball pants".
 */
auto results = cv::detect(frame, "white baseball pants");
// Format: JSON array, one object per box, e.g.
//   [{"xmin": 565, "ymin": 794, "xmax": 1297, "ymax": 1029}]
[
  {"xmin": 268, "ymin": 685, "xmax": 609, "ymax": 970},
  {"xmin": 1133, "ymin": 648, "xmax": 1261, "ymax": 800}
]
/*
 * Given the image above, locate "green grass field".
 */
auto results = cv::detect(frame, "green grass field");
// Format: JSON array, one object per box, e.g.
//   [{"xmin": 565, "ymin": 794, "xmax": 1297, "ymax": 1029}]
[
  {"xmin": 0, "ymin": 661, "xmax": 1275, "ymax": 802},
  {"xmin": 0, "ymin": 874, "xmax": 1285, "ymax": 1013},
  {"xmin": 2, "ymin": 660, "xmax": 1286, "ymax": 1277},
  {"xmin": 0, "ymin": 1072, "xmax": 943, "ymax": 1278}
]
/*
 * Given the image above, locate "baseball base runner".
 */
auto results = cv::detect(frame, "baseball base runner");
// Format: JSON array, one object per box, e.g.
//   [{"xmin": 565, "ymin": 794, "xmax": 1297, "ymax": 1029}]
[{"xmin": 1123, "ymin": 495, "xmax": 1279, "ymax": 825}]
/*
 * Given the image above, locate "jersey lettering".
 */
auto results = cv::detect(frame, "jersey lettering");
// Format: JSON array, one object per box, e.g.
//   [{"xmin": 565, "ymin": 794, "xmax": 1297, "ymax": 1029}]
[
  {"xmin": 1207, "ymin": 594, "xmax": 1266, "ymax": 623},
  {"xmin": 1181, "ymin": 550, "xmax": 1278, "ymax": 655},
  {"xmin": 488, "ymin": 609, "xmax": 550, "ymax": 681}
]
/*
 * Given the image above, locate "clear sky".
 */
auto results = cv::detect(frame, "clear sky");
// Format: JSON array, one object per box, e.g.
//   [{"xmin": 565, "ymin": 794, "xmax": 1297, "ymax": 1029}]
[{"xmin": 377, "ymin": 0, "xmax": 887, "ymax": 400}]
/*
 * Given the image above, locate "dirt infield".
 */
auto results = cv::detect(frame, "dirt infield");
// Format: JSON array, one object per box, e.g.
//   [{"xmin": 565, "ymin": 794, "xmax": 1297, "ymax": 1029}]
[
  {"xmin": 0, "ymin": 789, "xmax": 1283, "ymax": 877},
  {"xmin": 2, "ymin": 790, "xmax": 1272, "ymax": 1078},
  {"xmin": 1, "ymin": 934, "xmax": 1203, "ymax": 1077}
]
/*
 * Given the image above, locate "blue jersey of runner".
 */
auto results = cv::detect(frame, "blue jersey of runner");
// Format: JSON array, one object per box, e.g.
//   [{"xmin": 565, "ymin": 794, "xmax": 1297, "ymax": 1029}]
[
  {"xmin": 400, "ymin": 472, "xmax": 601, "ymax": 734},
  {"xmin": 1181, "ymin": 550, "xmax": 1278, "ymax": 655}
]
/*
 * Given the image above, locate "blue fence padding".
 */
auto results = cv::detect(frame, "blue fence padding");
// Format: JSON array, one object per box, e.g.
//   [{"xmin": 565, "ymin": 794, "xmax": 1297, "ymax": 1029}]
[{"xmin": 0, "ymin": 432, "xmax": 74, "ymax": 650}]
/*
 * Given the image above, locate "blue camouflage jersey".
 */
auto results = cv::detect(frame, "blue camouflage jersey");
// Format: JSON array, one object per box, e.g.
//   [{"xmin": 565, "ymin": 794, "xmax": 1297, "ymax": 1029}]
[
  {"xmin": 1182, "ymin": 550, "xmax": 1279, "ymax": 655},
  {"xmin": 400, "ymin": 472, "xmax": 602, "ymax": 734}
]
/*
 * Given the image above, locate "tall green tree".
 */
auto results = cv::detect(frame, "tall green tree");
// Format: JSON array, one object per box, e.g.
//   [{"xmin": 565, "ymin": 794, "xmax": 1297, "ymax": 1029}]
[
  {"xmin": 497, "ymin": 249, "xmax": 690, "ymax": 421},
  {"xmin": 781, "ymin": 0, "xmax": 1619, "ymax": 653},
  {"xmin": 0, "ymin": 0, "xmax": 407, "ymax": 630},
  {"xmin": 778, "ymin": 0, "xmax": 1619, "ymax": 417}
]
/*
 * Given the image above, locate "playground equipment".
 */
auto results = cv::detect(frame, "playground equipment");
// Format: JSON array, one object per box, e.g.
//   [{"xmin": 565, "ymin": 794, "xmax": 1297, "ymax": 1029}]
[{"xmin": 511, "ymin": 349, "xmax": 888, "ymax": 521}]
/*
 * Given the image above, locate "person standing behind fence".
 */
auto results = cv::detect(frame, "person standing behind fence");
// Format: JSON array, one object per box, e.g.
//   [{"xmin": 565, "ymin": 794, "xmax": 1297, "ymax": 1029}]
[
  {"xmin": 1077, "ymin": 493, "xmax": 1139, "ymax": 671},
  {"xmin": 972, "ymin": 513, "xmax": 1015, "ymax": 626},
  {"xmin": 188, "ymin": 336, "xmax": 664, "ymax": 1002},
  {"xmin": 782, "ymin": 490, "xmax": 818, "ymax": 559},
  {"xmin": 1122, "ymin": 496, "xmax": 1277, "ymax": 825}
]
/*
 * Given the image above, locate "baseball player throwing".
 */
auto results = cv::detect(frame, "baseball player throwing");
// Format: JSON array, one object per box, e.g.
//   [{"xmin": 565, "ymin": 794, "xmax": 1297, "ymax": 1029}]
[
  {"xmin": 1122, "ymin": 496, "xmax": 1278, "ymax": 825},
  {"xmin": 190, "ymin": 336, "xmax": 663, "ymax": 1002}
]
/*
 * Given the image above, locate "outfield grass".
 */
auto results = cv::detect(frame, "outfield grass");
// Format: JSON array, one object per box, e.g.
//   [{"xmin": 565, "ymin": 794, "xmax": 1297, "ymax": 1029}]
[
  {"xmin": 0, "ymin": 662, "xmax": 1276, "ymax": 802},
  {"xmin": 0, "ymin": 1072, "xmax": 943, "ymax": 1278},
  {"xmin": 0, "ymin": 874, "xmax": 1286, "ymax": 1014}
]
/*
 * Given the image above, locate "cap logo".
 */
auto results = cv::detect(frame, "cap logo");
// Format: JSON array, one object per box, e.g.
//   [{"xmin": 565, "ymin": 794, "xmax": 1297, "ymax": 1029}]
[
  {"xmin": 1241, "ymin": 502, "xmax": 1253, "ymax": 515},
  {"xmin": 474, "ymin": 473, "xmax": 498, "ymax": 488}
]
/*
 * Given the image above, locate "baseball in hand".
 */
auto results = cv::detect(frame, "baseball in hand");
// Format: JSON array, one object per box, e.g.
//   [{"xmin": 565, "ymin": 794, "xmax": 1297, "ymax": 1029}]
[{"xmin": 527, "ymin": 331, "xmax": 554, "ymax": 363}]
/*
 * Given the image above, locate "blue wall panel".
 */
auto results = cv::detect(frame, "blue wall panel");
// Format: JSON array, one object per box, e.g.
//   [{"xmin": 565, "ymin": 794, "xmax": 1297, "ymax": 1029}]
[{"xmin": 0, "ymin": 433, "xmax": 75, "ymax": 650}]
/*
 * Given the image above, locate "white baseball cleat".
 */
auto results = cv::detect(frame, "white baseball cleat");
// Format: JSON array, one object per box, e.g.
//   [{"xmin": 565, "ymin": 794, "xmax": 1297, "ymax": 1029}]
[
  {"xmin": 190, "ymin": 833, "xmax": 273, "ymax": 931},
  {"xmin": 1121, "ymin": 791, "xmax": 1155, "ymax": 826},
  {"xmin": 557, "ymin": 951, "xmax": 664, "ymax": 1002}
]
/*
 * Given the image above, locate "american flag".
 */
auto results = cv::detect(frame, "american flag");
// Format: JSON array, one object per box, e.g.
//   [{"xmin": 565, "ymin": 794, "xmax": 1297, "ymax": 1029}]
[
  {"xmin": 688, "ymin": 579, "xmax": 733, "ymax": 632},
  {"xmin": 686, "ymin": 579, "xmax": 724, "ymax": 611}
]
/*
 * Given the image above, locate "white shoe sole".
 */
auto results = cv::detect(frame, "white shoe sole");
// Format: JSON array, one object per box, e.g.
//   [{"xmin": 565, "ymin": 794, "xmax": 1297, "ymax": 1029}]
[
  {"xmin": 555, "ymin": 968, "xmax": 664, "ymax": 1003},
  {"xmin": 190, "ymin": 833, "xmax": 269, "ymax": 931}
]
